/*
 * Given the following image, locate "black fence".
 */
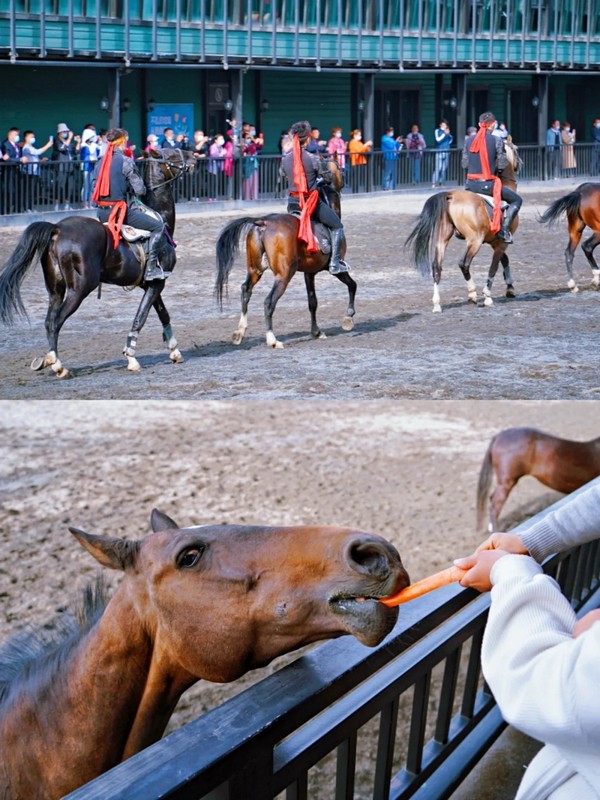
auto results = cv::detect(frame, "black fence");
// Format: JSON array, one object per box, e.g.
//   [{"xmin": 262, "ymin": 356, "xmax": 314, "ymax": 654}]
[
  {"xmin": 3, "ymin": 143, "xmax": 600, "ymax": 217},
  {"xmin": 65, "ymin": 483, "xmax": 600, "ymax": 800}
]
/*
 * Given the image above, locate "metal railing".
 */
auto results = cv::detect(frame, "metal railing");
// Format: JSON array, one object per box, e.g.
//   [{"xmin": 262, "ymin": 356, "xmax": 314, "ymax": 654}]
[
  {"xmin": 65, "ymin": 483, "xmax": 600, "ymax": 800},
  {"xmin": 2, "ymin": 144, "xmax": 600, "ymax": 216}
]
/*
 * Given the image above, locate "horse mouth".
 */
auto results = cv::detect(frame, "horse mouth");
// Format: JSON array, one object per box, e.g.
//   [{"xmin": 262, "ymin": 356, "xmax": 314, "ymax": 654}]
[{"xmin": 328, "ymin": 593, "xmax": 399, "ymax": 647}]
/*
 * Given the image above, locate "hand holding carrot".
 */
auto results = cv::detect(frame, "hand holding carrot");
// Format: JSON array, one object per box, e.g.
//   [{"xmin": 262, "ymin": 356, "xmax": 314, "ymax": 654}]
[
  {"xmin": 475, "ymin": 532, "xmax": 529, "ymax": 556},
  {"xmin": 453, "ymin": 550, "xmax": 510, "ymax": 592}
]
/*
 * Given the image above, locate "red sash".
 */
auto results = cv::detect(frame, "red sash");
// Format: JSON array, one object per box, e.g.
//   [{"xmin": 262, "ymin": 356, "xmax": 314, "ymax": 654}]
[
  {"xmin": 292, "ymin": 135, "xmax": 319, "ymax": 252},
  {"xmin": 92, "ymin": 142, "xmax": 127, "ymax": 248},
  {"xmin": 467, "ymin": 124, "xmax": 502, "ymax": 234}
]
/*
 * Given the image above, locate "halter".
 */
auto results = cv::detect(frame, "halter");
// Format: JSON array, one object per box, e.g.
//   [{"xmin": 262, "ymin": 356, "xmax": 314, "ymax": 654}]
[{"xmin": 141, "ymin": 149, "xmax": 191, "ymax": 190}]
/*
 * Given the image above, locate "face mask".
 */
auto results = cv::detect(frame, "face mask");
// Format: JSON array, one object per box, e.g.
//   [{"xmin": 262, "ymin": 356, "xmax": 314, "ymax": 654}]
[
  {"xmin": 216, "ymin": 139, "xmax": 224, "ymax": 147},
  {"xmin": 355, "ymin": 135, "xmax": 362, "ymax": 140},
  {"xmin": 29, "ymin": 137, "xmax": 36, "ymax": 145},
  {"xmin": 12, "ymin": 135, "xmax": 20, "ymax": 143},
  {"xmin": 335, "ymin": 132, "xmax": 342, "ymax": 138},
  {"xmin": 596, "ymin": 123, "xmax": 600, "ymax": 129},
  {"xmin": 250, "ymin": 129, "xmax": 256, "ymax": 137},
  {"xmin": 61, "ymin": 132, "xmax": 69, "ymax": 139}
]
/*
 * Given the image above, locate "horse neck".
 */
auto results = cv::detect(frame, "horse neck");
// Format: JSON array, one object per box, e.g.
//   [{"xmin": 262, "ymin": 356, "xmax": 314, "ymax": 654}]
[
  {"xmin": 501, "ymin": 169, "xmax": 517, "ymax": 192},
  {"xmin": 145, "ymin": 187, "xmax": 176, "ymax": 234}
]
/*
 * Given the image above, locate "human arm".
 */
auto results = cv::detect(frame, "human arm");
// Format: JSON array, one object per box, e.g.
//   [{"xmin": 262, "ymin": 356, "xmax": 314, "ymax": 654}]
[
  {"xmin": 480, "ymin": 554, "xmax": 600, "ymax": 752},
  {"xmin": 122, "ymin": 158, "xmax": 146, "ymax": 196}
]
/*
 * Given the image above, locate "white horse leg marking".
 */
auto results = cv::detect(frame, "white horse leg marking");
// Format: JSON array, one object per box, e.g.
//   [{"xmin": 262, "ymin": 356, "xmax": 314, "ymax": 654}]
[
  {"xmin": 163, "ymin": 324, "xmax": 183, "ymax": 363},
  {"xmin": 592, "ymin": 269, "xmax": 600, "ymax": 288},
  {"xmin": 567, "ymin": 278, "xmax": 579, "ymax": 293},
  {"xmin": 266, "ymin": 330, "xmax": 284, "ymax": 349},
  {"xmin": 232, "ymin": 312, "xmax": 248, "ymax": 346},
  {"xmin": 467, "ymin": 277, "xmax": 478, "ymax": 304},
  {"xmin": 483, "ymin": 286, "xmax": 494, "ymax": 307},
  {"xmin": 123, "ymin": 332, "xmax": 141, "ymax": 372},
  {"xmin": 432, "ymin": 282, "xmax": 442, "ymax": 313}
]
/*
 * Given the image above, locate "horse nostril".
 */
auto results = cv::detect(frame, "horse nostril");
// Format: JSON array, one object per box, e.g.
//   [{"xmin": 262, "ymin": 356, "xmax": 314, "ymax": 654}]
[{"xmin": 347, "ymin": 538, "xmax": 391, "ymax": 578}]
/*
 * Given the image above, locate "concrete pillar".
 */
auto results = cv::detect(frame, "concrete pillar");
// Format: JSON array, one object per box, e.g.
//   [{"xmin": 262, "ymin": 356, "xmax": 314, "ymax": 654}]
[
  {"xmin": 452, "ymin": 73, "xmax": 467, "ymax": 143},
  {"xmin": 230, "ymin": 69, "xmax": 243, "ymax": 131},
  {"xmin": 534, "ymin": 73, "xmax": 549, "ymax": 147},
  {"xmin": 107, "ymin": 68, "xmax": 121, "ymax": 129},
  {"xmin": 363, "ymin": 73, "xmax": 375, "ymax": 144}
]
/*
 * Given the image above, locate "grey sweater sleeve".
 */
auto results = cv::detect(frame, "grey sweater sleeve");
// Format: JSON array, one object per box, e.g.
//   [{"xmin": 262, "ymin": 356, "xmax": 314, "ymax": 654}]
[{"xmin": 519, "ymin": 482, "xmax": 600, "ymax": 562}]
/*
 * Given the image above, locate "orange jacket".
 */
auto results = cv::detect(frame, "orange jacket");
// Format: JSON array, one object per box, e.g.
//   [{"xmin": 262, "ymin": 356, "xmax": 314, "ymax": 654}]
[{"xmin": 348, "ymin": 139, "xmax": 371, "ymax": 167}]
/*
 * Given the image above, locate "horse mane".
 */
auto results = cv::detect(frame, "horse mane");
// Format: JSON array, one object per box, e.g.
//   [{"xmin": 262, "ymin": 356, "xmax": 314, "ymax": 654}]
[{"xmin": 0, "ymin": 578, "xmax": 109, "ymax": 706}]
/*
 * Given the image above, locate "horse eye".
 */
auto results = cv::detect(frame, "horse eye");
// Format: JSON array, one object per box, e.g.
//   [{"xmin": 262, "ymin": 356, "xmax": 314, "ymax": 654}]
[{"xmin": 177, "ymin": 546, "xmax": 204, "ymax": 569}]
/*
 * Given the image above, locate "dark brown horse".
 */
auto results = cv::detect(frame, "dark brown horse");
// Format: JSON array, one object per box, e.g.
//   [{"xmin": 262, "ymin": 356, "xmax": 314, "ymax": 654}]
[
  {"xmin": 0, "ymin": 149, "xmax": 195, "ymax": 377},
  {"xmin": 476, "ymin": 426, "xmax": 600, "ymax": 532},
  {"xmin": 406, "ymin": 142, "xmax": 520, "ymax": 312},
  {"xmin": 0, "ymin": 510, "xmax": 407, "ymax": 799},
  {"xmin": 215, "ymin": 162, "xmax": 356, "ymax": 348},
  {"xmin": 539, "ymin": 182, "xmax": 600, "ymax": 292}
]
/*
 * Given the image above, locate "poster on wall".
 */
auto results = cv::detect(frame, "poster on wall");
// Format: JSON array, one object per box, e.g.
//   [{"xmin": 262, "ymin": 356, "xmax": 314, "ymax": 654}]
[{"xmin": 147, "ymin": 104, "xmax": 194, "ymax": 142}]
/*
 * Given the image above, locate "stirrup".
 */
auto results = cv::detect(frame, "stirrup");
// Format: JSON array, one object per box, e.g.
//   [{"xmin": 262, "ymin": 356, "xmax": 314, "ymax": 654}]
[
  {"xmin": 144, "ymin": 265, "xmax": 167, "ymax": 282},
  {"xmin": 496, "ymin": 229, "xmax": 513, "ymax": 244},
  {"xmin": 329, "ymin": 259, "xmax": 351, "ymax": 275}
]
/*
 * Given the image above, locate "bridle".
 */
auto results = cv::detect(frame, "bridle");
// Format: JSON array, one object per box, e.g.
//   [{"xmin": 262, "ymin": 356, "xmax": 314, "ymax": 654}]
[{"xmin": 142, "ymin": 149, "xmax": 192, "ymax": 190}]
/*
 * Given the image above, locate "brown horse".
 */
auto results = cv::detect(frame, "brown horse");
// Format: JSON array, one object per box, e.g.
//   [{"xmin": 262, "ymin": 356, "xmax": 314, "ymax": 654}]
[
  {"xmin": 476, "ymin": 426, "xmax": 600, "ymax": 532},
  {"xmin": 0, "ymin": 149, "xmax": 195, "ymax": 377},
  {"xmin": 539, "ymin": 182, "xmax": 600, "ymax": 292},
  {"xmin": 0, "ymin": 510, "xmax": 407, "ymax": 799},
  {"xmin": 215, "ymin": 161, "xmax": 356, "ymax": 349},
  {"xmin": 406, "ymin": 142, "xmax": 520, "ymax": 312}
]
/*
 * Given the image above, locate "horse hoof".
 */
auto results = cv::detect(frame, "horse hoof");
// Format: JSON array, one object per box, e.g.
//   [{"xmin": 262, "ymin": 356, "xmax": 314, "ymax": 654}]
[
  {"xmin": 342, "ymin": 316, "xmax": 355, "ymax": 331},
  {"xmin": 126, "ymin": 357, "xmax": 142, "ymax": 372},
  {"xmin": 232, "ymin": 331, "xmax": 244, "ymax": 346},
  {"xmin": 570, "ymin": 285, "xmax": 580, "ymax": 294},
  {"xmin": 468, "ymin": 294, "xmax": 478, "ymax": 304},
  {"xmin": 432, "ymin": 305, "xmax": 442, "ymax": 314},
  {"xmin": 55, "ymin": 368, "xmax": 72, "ymax": 379},
  {"xmin": 267, "ymin": 340, "xmax": 284, "ymax": 350},
  {"xmin": 317, "ymin": 331, "xmax": 327, "ymax": 339},
  {"xmin": 31, "ymin": 356, "xmax": 45, "ymax": 371},
  {"xmin": 506, "ymin": 287, "xmax": 517, "ymax": 298},
  {"xmin": 170, "ymin": 349, "xmax": 184, "ymax": 363},
  {"xmin": 484, "ymin": 296, "xmax": 494, "ymax": 307},
  {"xmin": 567, "ymin": 279, "xmax": 579, "ymax": 292}
]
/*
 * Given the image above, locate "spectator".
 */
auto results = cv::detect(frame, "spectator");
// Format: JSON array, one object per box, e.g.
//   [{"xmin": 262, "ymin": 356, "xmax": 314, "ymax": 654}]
[
  {"xmin": 191, "ymin": 130, "xmax": 209, "ymax": 159},
  {"xmin": 306, "ymin": 127, "xmax": 327, "ymax": 156},
  {"xmin": 124, "ymin": 139, "xmax": 137, "ymax": 158},
  {"xmin": 161, "ymin": 127, "xmax": 177, "ymax": 148},
  {"xmin": 561, "ymin": 121, "xmax": 576, "ymax": 176},
  {"xmin": 279, "ymin": 129, "xmax": 293, "ymax": 155},
  {"xmin": 380, "ymin": 126, "xmax": 403, "ymax": 190},
  {"xmin": 492, "ymin": 122, "xmax": 509, "ymax": 140},
  {"xmin": 546, "ymin": 119, "xmax": 562, "ymax": 179},
  {"xmin": 431, "ymin": 119, "xmax": 453, "ymax": 187},
  {"xmin": 454, "ymin": 481, "xmax": 600, "ymax": 800},
  {"xmin": 465, "ymin": 126, "xmax": 477, "ymax": 139},
  {"xmin": 241, "ymin": 121, "xmax": 263, "ymax": 201},
  {"xmin": 1, "ymin": 127, "xmax": 26, "ymax": 213},
  {"xmin": 21, "ymin": 130, "xmax": 54, "ymax": 212},
  {"xmin": 327, "ymin": 127, "xmax": 347, "ymax": 174},
  {"xmin": 404, "ymin": 124, "xmax": 426, "ymax": 184},
  {"xmin": 223, "ymin": 131, "xmax": 235, "ymax": 200},
  {"xmin": 347, "ymin": 128, "xmax": 372, "ymax": 192},
  {"xmin": 98, "ymin": 129, "xmax": 108, "ymax": 157},
  {"xmin": 208, "ymin": 133, "xmax": 226, "ymax": 200},
  {"xmin": 144, "ymin": 134, "xmax": 159, "ymax": 154},
  {"xmin": 591, "ymin": 118, "xmax": 600, "ymax": 176},
  {"xmin": 51, "ymin": 122, "xmax": 79, "ymax": 211},
  {"xmin": 80, "ymin": 127, "xmax": 101, "ymax": 209}
]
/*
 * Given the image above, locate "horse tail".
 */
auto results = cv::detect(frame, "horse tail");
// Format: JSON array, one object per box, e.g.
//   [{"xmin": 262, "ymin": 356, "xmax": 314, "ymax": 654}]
[
  {"xmin": 476, "ymin": 437, "xmax": 496, "ymax": 532},
  {"xmin": 0, "ymin": 221, "xmax": 57, "ymax": 325},
  {"xmin": 539, "ymin": 191, "xmax": 581, "ymax": 227},
  {"xmin": 215, "ymin": 216, "xmax": 264, "ymax": 308},
  {"xmin": 405, "ymin": 192, "xmax": 450, "ymax": 278}
]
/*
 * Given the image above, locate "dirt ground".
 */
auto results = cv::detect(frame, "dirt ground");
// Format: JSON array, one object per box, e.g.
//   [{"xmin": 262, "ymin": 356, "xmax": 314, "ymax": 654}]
[
  {"xmin": 1, "ymin": 182, "xmax": 600, "ymax": 400},
  {"xmin": 1, "ymin": 399, "xmax": 598, "ymax": 799}
]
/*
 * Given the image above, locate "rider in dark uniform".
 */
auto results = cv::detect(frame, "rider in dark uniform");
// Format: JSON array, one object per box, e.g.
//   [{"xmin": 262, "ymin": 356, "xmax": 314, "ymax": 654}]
[
  {"xmin": 281, "ymin": 120, "xmax": 349, "ymax": 274},
  {"xmin": 93, "ymin": 128, "xmax": 167, "ymax": 281},
  {"xmin": 462, "ymin": 111, "xmax": 522, "ymax": 244}
]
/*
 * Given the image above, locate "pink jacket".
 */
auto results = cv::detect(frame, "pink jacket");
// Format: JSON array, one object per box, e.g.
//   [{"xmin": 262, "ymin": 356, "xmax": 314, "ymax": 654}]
[{"xmin": 327, "ymin": 137, "xmax": 347, "ymax": 169}]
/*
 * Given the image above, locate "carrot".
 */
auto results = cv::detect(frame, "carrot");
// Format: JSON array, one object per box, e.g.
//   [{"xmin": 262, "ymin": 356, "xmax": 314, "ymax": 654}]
[{"xmin": 379, "ymin": 565, "xmax": 466, "ymax": 607}]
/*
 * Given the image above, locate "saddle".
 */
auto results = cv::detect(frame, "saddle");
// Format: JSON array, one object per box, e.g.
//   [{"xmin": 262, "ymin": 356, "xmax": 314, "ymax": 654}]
[
  {"xmin": 102, "ymin": 222, "xmax": 149, "ymax": 266},
  {"xmin": 287, "ymin": 212, "xmax": 332, "ymax": 255},
  {"xmin": 473, "ymin": 193, "xmax": 509, "ymax": 213}
]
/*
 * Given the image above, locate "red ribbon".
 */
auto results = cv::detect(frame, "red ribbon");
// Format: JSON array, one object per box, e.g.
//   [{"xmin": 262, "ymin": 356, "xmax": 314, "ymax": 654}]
[
  {"xmin": 96, "ymin": 199, "xmax": 127, "ymax": 249},
  {"xmin": 468, "ymin": 123, "xmax": 502, "ymax": 234},
  {"xmin": 292, "ymin": 135, "xmax": 319, "ymax": 252}
]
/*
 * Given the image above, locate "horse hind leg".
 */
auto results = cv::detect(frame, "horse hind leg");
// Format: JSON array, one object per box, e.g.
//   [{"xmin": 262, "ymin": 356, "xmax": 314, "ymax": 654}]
[
  {"xmin": 264, "ymin": 275, "xmax": 290, "ymax": 348},
  {"xmin": 565, "ymin": 217, "xmax": 585, "ymax": 292},
  {"xmin": 153, "ymin": 295, "xmax": 183, "ymax": 363},
  {"xmin": 431, "ymin": 221, "xmax": 454, "ymax": 313},
  {"xmin": 232, "ymin": 238, "xmax": 264, "ymax": 346},
  {"xmin": 581, "ymin": 232, "xmax": 600, "ymax": 288},
  {"xmin": 304, "ymin": 273, "xmax": 325, "ymax": 338}
]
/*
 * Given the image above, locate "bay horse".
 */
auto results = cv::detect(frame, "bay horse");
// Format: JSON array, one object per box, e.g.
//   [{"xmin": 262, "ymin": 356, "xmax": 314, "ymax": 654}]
[
  {"xmin": 0, "ymin": 148, "xmax": 195, "ymax": 377},
  {"xmin": 215, "ymin": 161, "xmax": 356, "ymax": 349},
  {"xmin": 476, "ymin": 426, "xmax": 600, "ymax": 532},
  {"xmin": 406, "ymin": 142, "xmax": 520, "ymax": 312},
  {"xmin": 0, "ymin": 510, "xmax": 407, "ymax": 799},
  {"xmin": 539, "ymin": 182, "xmax": 600, "ymax": 292}
]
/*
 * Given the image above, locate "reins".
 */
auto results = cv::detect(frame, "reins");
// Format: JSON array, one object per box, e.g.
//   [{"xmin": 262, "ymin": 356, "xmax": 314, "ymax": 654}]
[{"xmin": 140, "ymin": 149, "xmax": 190, "ymax": 191}]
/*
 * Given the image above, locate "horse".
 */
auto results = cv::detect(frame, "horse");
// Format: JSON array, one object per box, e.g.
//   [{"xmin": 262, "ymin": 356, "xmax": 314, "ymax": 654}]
[
  {"xmin": 214, "ymin": 161, "xmax": 357, "ymax": 349},
  {"xmin": 539, "ymin": 182, "xmax": 600, "ymax": 292},
  {"xmin": 476, "ymin": 426, "xmax": 600, "ymax": 532},
  {"xmin": 0, "ymin": 510, "xmax": 408, "ymax": 799},
  {"xmin": 405, "ymin": 141, "xmax": 520, "ymax": 313},
  {"xmin": 0, "ymin": 148, "xmax": 195, "ymax": 377}
]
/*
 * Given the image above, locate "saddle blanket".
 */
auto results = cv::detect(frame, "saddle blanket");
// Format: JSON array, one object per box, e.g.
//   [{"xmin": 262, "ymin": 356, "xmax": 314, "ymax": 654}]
[{"xmin": 473, "ymin": 193, "xmax": 509, "ymax": 211}]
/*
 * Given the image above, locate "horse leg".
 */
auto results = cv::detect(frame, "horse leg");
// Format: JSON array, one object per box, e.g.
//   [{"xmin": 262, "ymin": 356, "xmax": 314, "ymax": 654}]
[
  {"xmin": 334, "ymin": 271, "xmax": 358, "ymax": 331},
  {"xmin": 581, "ymin": 232, "xmax": 600, "ymax": 288},
  {"xmin": 458, "ymin": 238, "xmax": 484, "ymax": 305},
  {"xmin": 33, "ymin": 276, "xmax": 89, "ymax": 379},
  {"xmin": 489, "ymin": 479, "xmax": 517, "ymax": 532},
  {"xmin": 304, "ymin": 273, "xmax": 325, "ymax": 339},
  {"xmin": 482, "ymin": 244, "xmax": 507, "ymax": 307},
  {"xmin": 565, "ymin": 219, "xmax": 585, "ymax": 292},
  {"xmin": 501, "ymin": 252, "xmax": 516, "ymax": 297},
  {"xmin": 264, "ymin": 276, "xmax": 290, "ymax": 349},
  {"xmin": 232, "ymin": 269, "xmax": 262, "ymax": 345},
  {"xmin": 123, "ymin": 283, "xmax": 164, "ymax": 371},
  {"xmin": 431, "ymin": 221, "xmax": 453, "ymax": 313},
  {"xmin": 153, "ymin": 294, "xmax": 184, "ymax": 364}
]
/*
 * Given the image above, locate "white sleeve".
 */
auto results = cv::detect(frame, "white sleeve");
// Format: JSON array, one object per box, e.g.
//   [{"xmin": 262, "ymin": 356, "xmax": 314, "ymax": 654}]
[{"xmin": 482, "ymin": 555, "xmax": 600, "ymax": 752}]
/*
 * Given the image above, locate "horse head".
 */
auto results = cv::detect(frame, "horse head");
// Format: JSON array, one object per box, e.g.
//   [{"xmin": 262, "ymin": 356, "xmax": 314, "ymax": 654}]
[
  {"xmin": 70, "ymin": 511, "xmax": 409, "ymax": 683},
  {"xmin": 145, "ymin": 147, "xmax": 195, "ymax": 191}
]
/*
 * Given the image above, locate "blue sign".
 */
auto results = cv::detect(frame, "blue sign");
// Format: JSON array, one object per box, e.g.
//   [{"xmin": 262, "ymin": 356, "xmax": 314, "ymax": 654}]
[{"xmin": 147, "ymin": 104, "xmax": 194, "ymax": 141}]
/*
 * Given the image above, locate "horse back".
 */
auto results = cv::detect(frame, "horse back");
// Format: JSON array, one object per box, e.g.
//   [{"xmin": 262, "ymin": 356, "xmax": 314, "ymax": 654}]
[
  {"xmin": 577, "ymin": 183, "xmax": 600, "ymax": 231},
  {"xmin": 255, "ymin": 214, "xmax": 331, "ymax": 275}
]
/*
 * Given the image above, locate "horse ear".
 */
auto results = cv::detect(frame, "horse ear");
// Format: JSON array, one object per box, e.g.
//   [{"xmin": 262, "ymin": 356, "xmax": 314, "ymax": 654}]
[
  {"xmin": 69, "ymin": 527, "xmax": 140, "ymax": 571},
  {"xmin": 150, "ymin": 508, "xmax": 179, "ymax": 532}
]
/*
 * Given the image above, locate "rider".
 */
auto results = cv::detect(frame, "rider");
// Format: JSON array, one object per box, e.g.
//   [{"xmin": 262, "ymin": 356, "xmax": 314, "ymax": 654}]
[
  {"xmin": 462, "ymin": 111, "xmax": 522, "ymax": 244},
  {"xmin": 92, "ymin": 127, "xmax": 167, "ymax": 281},
  {"xmin": 281, "ymin": 119, "xmax": 349, "ymax": 274}
]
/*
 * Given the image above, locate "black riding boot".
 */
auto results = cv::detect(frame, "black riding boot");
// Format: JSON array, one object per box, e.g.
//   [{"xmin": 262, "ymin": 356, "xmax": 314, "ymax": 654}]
[
  {"xmin": 144, "ymin": 228, "xmax": 167, "ymax": 282},
  {"xmin": 496, "ymin": 203, "xmax": 520, "ymax": 244},
  {"xmin": 328, "ymin": 228, "xmax": 350, "ymax": 274}
]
